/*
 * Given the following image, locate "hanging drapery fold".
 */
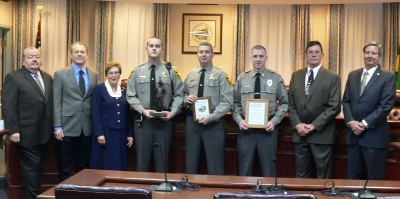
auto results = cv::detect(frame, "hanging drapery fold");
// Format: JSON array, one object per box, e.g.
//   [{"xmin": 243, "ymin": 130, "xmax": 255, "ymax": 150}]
[
  {"xmin": 292, "ymin": 5, "xmax": 311, "ymax": 71},
  {"xmin": 154, "ymin": 3, "xmax": 169, "ymax": 61},
  {"xmin": 383, "ymin": 3, "xmax": 399, "ymax": 72},
  {"xmin": 233, "ymin": 4, "xmax": 249, "ymax": 81},
  {"xmin": 95, "ymin": 1, "xmax": 115, "ymax": 83}
]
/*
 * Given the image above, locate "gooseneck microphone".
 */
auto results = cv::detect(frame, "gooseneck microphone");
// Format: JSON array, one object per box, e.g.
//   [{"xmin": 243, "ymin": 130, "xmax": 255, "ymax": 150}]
[
  {"xmin": 154, "ymin": 143, "xmax": 173, "ymax": 192},
  {"xmin": 358, "ymin": 148, "xmax": 394, "ymax": 198},
  {"xmin": 268, "ymin": 158, "xmax": 285, "ymax": 194}
]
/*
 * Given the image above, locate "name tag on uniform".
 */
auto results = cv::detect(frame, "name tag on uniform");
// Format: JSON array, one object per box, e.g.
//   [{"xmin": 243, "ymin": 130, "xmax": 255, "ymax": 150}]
[{"xmin": 244, "ymin": 84, "xmax": 251, "ymax": 88}]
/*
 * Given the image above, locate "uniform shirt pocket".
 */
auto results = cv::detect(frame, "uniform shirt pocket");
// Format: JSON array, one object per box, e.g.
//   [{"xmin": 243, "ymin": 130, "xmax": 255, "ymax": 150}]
[
  {"xmin": 136, "ymin": 76, "xmax": 150, "ymax": 93},
  {"xmin": 206, "ymin": 80, "xmax": 219, "ymax": 96}
]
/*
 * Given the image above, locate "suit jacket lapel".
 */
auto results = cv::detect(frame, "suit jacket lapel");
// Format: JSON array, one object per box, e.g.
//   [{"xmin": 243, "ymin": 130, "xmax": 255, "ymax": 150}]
[
  {"xmin": 67, "ymin": 67, "xmax": 83, "ymax": 97},
  {"xmin": 86, "ymin": 68, "xmax": 97, "ymax": 98},
  {"xmin": 298, "ymin": 68, "xmax": 307, "ymax": 101},
  {"xmin": 22, "ymin": 67, "xmax": 45, "ymax": 98},
  {"xmin": 42, "ymin": 71, "xmax": 52, "ymax": 103},
  {"xmin": 360, "ymin": 65, "xmax": 382, "ymax": 97}
]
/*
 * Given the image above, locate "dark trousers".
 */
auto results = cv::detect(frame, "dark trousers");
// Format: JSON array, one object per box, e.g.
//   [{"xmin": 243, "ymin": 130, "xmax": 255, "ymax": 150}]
[
  {"xmin": 294, "ymin": 142, "xmax": 333, "ymax": 179},
  {"xmin": 347, "ymin": 144, "xmax": 388, "ymax": 180},
  {"xmin": 185, "ymin": 116, "xmax": 225, "ymax": 175},
  {"xmin": 16, "ymin": 143, "xmax": 47, "ymax": 199},
  {"xmin": 238, "ymin": 128, "xmax": 277, "ymax": 177},
  {"xmin": 58, "ymin": 132, "xmax": 91, "ymax": 181},
  {"xmin": 133, "ymin": 118, "xmax": 173, "ymax": 172}
]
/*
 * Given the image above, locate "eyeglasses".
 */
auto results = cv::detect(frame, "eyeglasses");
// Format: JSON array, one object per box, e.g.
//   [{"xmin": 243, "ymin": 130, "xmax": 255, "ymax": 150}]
[
  {"xmin": 307, "ymin": 51, "xmax": 321, "ymax": 55},
  {"xmin": 107, "ymin": 71, "xmax": 120, "ymax": 75},
  {"xmin": 364, "ymin": 51, "xmax": 378, "ymax": 56}
]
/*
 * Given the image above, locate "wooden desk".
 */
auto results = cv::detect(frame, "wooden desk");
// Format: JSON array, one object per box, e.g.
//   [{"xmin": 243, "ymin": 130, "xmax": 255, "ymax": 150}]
[
  {"xmin": 37, "ymin": 169, "xmax": 400, "ymax": 199},
  {"xmin": 0, "ymin": 129, "xmax": 9, "ymax": 149}
]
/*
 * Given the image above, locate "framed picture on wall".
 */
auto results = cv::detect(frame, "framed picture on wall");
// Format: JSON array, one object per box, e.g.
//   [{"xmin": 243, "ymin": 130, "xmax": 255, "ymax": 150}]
[{"xmin": 182, "ymin": 13, "xmax": 223, "ymax": 54}]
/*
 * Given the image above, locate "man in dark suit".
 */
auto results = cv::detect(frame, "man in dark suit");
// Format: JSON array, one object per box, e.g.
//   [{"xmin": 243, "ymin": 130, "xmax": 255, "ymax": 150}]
[
  {"xmin": 2, "ymin": 47, "xmax": 53, "ymax": 199},
  {"xmin": 53, "ymin": 41, "xmax": 99, "ymax": 181},
  {"xmin": 288, "ymin": 41, "xmax": 341, "ymax": 178},
  {"xmin": 343, "ymin": 41, "xmax": 396, "ymax": 180}
]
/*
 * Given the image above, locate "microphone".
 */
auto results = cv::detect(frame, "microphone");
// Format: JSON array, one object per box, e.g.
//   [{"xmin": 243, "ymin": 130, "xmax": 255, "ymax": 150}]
[
  {"xmin": 154, "ymin": 143, "xmax": 173, "ymax": 192},
  {"xmin": 358, "ymin": 148, "xmax": 394, "ymax": 198},
  {"xmin": 268, "ymin": 158, "xmax": 286, "ymax": 194}
]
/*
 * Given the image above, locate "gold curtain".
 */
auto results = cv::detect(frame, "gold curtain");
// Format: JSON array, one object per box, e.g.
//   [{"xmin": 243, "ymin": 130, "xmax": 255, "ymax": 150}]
[
  {"xmin": 66, "ymin": 0, "xmax": 82, "ymax": 66},
  {"xmin": 233, "ymin": 4, "xmax": 249, "ymax": 81},
  {"xmin": 154, "ymin": 3, "xmax": 169, "ymax": 61},
  {"xmin": 383, "ymin": 3, "xmax": 399, "ymax": 72},
  {"xmin": 327, "ymin": 4, "xmax": 344, "ymax": 74},
  {"xmin": 95, "ymin": 1, "xmax": 115, "ymax": 83},
  {"xmin": 292, "ymin": 5, "xmax": 311, "ymax": 71},
  {"xmin": 12, "ymin": 0, "xmax": 36, "ymax": 70}
]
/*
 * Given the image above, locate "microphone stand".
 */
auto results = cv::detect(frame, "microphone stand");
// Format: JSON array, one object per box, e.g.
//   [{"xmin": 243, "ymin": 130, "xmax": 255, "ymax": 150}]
[
  {"xmin": 268, "ymin": 158, "xmax": 285, "ymax": 194},
  {"xmin": 154, "ymin": 143, "xmax": 173, "ymax": 192},
  {"xmin": 358, "ymin": 148, "xmax": 394, "ymax": 198}
]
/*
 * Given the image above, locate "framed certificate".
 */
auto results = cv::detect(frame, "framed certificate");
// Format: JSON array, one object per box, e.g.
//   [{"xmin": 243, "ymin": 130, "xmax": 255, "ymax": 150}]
[
  {"xmin": 245, "ymin": 99, "xmax": 270, "ymax": 128},
  {"xmin": 193, "ymin": 96, "xmax": 212, "ymax": 121}
]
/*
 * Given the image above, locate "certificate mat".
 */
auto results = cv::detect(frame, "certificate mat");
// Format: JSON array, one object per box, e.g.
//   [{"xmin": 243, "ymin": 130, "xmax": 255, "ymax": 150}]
[
  {"xmin": 245, "ymin": 99, "xmax": 270, "ymax": 128},
  {"xmin": 193, "ymin": 96, "xmax": 212, "ymax": 121}
]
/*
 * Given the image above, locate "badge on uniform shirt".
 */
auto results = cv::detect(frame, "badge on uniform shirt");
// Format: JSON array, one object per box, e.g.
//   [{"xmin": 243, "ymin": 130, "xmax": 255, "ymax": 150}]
[
  {"xmin": 210, "ymin": 74, "xmax": 216, "ymax": 80},
  {"xmin": 267, "ymin": 79, "xmax": 273, "ymax": 87},
  {"xmin": 161, "ymin": 72, "xmax": 167, "ymax": 78},
  {"xmin": 190, "ymin": 79, "xmax": 195, "ymax": 82}
]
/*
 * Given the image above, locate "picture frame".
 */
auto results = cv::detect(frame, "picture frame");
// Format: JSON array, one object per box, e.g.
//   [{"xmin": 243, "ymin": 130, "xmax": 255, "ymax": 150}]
[
  {"xmin": 193, "ymin": 96, "xmax": 212, "ymax": 121},
  {"xmin": 245, "ymin": 99, "xmax": 270, "ymax": 129},
  {"xmin": 182, "ymin": 13, "xmax": 223, "ymax": 54}
]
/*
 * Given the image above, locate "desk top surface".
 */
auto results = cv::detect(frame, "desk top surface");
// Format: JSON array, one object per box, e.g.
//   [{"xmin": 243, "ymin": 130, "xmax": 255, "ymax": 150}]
[{"xmin": 37, "ymin": 169, "xmax": 400, "ymax": 199}]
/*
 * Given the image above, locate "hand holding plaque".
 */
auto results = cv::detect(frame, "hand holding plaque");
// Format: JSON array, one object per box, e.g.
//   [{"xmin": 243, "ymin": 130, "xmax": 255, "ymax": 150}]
[
  {"xmin": 245, "ymin": 99, "xmax": 270, "ymax": 128},
  {"xmin": 193, "ymin": 97, "xmax": 212, "ymax": 121}
]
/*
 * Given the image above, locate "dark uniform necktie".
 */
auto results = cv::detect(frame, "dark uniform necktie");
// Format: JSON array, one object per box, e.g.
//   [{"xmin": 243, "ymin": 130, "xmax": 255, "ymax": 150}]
[
  {"xmin": 150, "ymin": 64, "xmax": 156, "ymax": 110},
  {"xmin": 254, "ymin": 73, "xmax": 261, "ymax": 99},
  {"xmin": 197, "ymin": 69, "xmax": 206, "ymax": 97},
  {"xmin": 306, "ymin": 69, "xmax": 314, "ymax": 97},
  {"xmin": 79, "ymin": 70, "xmax": 85, "ymax": 96}
]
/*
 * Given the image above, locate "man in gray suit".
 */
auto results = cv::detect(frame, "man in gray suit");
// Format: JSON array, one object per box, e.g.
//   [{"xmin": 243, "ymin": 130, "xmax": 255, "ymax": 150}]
[
  {"xmin": 343, "ymin": 41, "xmax": 396, "ymax": 180},
  {"xmin": 288, "ymin": 41, "xmax": 341, "ymax": 179},
  {"xmin": 53, "ymin": 41, "xmax": 99, "ymax": 181},
  {"xmin": 2, "ymin": 47, "xmax": 53, "ymax": 199}
]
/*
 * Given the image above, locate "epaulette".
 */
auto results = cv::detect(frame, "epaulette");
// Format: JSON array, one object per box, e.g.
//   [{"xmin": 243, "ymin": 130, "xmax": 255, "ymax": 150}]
[{"xmin": 128, "ymin": 63, "xmax": 146, "ymax": 79}]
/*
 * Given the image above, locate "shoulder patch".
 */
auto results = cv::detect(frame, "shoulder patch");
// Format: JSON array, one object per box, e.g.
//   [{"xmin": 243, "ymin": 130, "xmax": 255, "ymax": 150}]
[
  {"xmin": 128, "ymin": 69, "xmax": 134, "ymax": 79},
  {"xmin": 174, "ymin": 69, "xmax": 182, "ymax": 80},
  {"xmin": 279, "ymin": 78, "xmax": 286, "ymax": 87},
  {"xmin": 225, "ymin": 75, "xmax": 232, "ymax": 85}
]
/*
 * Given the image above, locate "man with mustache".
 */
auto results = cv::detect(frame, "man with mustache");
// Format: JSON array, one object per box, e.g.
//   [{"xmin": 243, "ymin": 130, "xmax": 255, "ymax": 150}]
[
  {"xmin": 2, "ymin": 47, "xmax": 53, "ymax": 199},
  {"xmin": 288, "ymin": 41, "xmax": 341, "ymax": 179}
]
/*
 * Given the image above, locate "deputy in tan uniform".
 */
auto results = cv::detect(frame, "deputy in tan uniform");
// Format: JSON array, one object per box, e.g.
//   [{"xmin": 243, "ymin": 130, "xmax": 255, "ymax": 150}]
[
  {"xmin": 184, "ymin": 42, "xmax": 233, "ymax": 175},
  {"xmin": 127, "ymin": 37, "xmax": 183, "ymax": 172},
  {"xmin": 232, "ymin": 45, "xmax": 288, "ymax": 177}
]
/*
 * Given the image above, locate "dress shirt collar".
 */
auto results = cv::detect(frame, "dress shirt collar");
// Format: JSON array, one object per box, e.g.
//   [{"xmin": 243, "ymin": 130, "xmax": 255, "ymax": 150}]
[
  {"xmin": 199, "ymin": 65, "xmax": 213, "ymax": 73},
  {"xmin": 72, "ymin": 63, "xmax": 87, "ymax": 74},
  {"xmin": 105, "ymin": 80, "xmax": 122, "ymax": 97},
  {"xmin": 362, "ymin": 65, "xmax": 378, "ymax": 76},
  {"xmin": 252, "ymin": 67, "xmax": 267, "ymax": 77},
  {"xmin": 307, "ymin": 64, "xmax": 321, "ymax": 77}
]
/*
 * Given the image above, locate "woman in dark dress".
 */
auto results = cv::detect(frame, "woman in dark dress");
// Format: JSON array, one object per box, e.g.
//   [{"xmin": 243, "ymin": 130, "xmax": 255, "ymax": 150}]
[{"xmin": 90, "ymin": 61, "xmax": 134, "ymax": 170}]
